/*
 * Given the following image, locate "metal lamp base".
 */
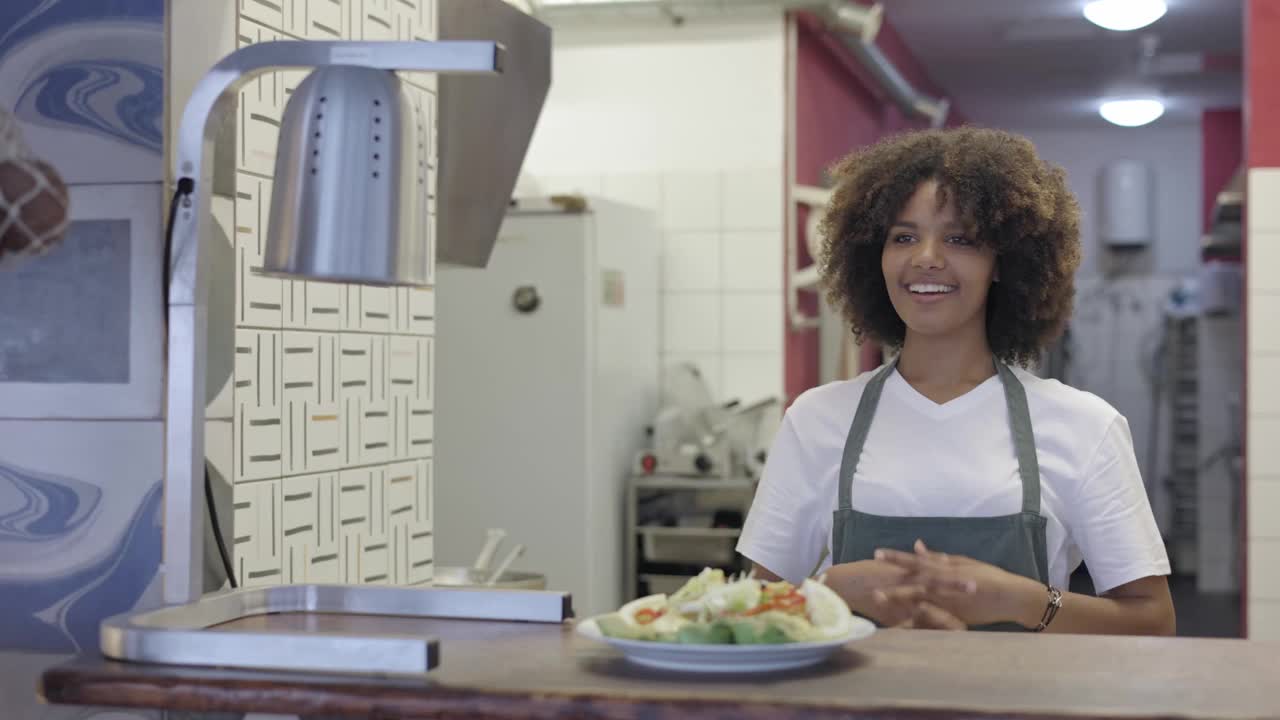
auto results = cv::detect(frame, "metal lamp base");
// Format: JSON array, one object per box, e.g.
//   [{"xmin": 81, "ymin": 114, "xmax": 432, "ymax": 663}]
[{"xmin": 101, "ymin": 584, "xmax": 573, "ymax": 676}]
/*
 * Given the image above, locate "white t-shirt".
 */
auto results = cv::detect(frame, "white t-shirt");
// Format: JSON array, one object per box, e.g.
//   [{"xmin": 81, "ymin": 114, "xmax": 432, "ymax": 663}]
[{"xmin": 736, "ymin": 365, "xmax": 1170, "ymax": 594}]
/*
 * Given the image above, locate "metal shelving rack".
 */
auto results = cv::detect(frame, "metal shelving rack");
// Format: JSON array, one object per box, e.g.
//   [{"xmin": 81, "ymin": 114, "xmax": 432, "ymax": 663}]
[
  {"xmin": 624, "ymin": 475, "xmax": 757, "ymax": 602},
  {"xmin": 1166, "ymin": 316, "xmax": 1200, "ymax": 572}
]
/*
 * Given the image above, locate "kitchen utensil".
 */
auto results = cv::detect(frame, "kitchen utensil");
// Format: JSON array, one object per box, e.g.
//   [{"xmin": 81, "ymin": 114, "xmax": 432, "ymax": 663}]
[
  {"xmin": 486, "ymin": 543, "xmax": 526, "ymax": 587},
  {"xmin": 433, "ymin": 566, "xmax": 546, "ymax": 590},
  {"xmin": 473, "ymin": 528, "xmax": 507, "ymax": 572}
]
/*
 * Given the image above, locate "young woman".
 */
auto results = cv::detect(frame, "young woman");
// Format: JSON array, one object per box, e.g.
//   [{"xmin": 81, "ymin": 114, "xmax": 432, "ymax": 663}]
[{"xmin": 737, "ymin": 127, "xmax": 1175, "ymax": 634}]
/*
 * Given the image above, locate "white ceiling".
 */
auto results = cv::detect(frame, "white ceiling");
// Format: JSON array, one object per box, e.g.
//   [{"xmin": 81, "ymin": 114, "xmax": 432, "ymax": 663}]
[{"xmin": 882, "ymin": 0, "xmax": 1243, "ymax": 129}]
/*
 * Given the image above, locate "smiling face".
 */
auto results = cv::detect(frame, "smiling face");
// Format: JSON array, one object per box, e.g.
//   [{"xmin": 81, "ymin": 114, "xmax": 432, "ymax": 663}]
[{"xmin": 881, "ymin": 179, "xmax": 998, "ymax": 344}]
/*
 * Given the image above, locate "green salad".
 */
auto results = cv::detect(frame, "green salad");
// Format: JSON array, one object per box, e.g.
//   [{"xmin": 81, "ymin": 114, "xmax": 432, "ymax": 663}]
[{"xmin": 595, "ymin": 568, "xmax": 855, "ymax": 645}]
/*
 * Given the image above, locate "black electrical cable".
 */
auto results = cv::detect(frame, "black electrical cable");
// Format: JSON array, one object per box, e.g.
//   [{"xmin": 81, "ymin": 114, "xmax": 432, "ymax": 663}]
[
  {"xmin": 163, "ymin": 178, "xmax": 238, "ymax": 589},
  {"xmin": 205, "ymin": 463, "xmax": 238, "ymax": 589}
]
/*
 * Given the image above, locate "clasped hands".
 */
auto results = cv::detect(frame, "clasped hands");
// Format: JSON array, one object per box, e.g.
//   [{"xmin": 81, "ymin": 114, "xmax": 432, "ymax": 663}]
[{"xmin": 827, "ymin": 540, "xmax": 1042, "ymax": 630}]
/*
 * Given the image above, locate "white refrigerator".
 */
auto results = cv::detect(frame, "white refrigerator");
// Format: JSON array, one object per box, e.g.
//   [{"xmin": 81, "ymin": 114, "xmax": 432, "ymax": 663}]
[{"xmin": 434, "ymin": 197, "xmax": 659, "ymax": 617}]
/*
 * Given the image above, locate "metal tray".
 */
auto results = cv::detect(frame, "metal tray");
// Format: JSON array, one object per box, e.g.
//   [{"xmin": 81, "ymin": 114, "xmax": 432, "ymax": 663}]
[{"xmin": 100, "ymin": 583, "xmax": 572, "ymax": 676}]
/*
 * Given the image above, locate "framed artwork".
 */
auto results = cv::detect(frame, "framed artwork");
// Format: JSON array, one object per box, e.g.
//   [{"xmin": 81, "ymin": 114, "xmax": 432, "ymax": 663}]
[{"xmin": 0, "ymin": 183, "xmax": 163, "ymax": 418}]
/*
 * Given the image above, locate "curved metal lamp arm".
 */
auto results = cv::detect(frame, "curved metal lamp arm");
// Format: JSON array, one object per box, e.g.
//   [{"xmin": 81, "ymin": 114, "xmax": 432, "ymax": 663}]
[{"xmin": 164, "ymin": 40, "xmax": 503, "ymax": 605}]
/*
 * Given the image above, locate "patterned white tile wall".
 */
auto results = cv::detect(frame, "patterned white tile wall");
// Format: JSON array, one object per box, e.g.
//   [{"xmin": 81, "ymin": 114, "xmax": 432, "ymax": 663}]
[{"xmin": 224, "ymin": 0, "xmax": 437, "ymax": 590}]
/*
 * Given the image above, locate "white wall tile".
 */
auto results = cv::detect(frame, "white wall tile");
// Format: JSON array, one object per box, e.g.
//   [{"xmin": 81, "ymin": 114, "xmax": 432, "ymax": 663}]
[
  {"xmin": 1251, "ymin": 355, "xmax": 1280, "ymax": 417},
  {"xmin": 1250, "ymin": 480, "xmax": 1280, "ymax": 540},
  {"xmin": 1248, "ymin": 599, "xmax": 1280, "ymax": 641},
  {"xmin": 1249, "ymin": 416, "xmax": 1280, "ymax": 478},
  {"xmin": 338, "ymin": 469, "xmax": 371, "ymax": 583},
  {"xmin": 662, "ymin": 172, "xmax": 721, "ymax": 231},
  {"xmin": 662, "ymin": 293, "xmax": 720, "ymax": 354},
  {"xmin": 233, "ymin": 480, "xmax": 283, "ymax": 587},
  {"xmin": 1249, "ymin": 293, "xmax": 1280, "ymax": 355},
  {"xmin": 408, "ymin": 288, "xmax": 436, "ymax": 336},
  {"xmin": 236, "ymin": 21, "xmax": 286, "ymax": 175},
  {"xmin": 281, "ymin": 332, "xmax": 344, "ymax": 475},
  {"xmin": 235, "ymin": 175, "xmax": 283, "ymax": 329},
  {"xmin": 385, "ymin": 462, "xmax": 417, "ymax": 585},
  {"xmin": 301, "ymin": 472, "xmax": 342, "ymax": 583},
  {"xmin": 662, "ymin": 353, "xmax": 722, "ymax": 402},
  {"xmin": 601, "ymin": 173, "xmax": 663, "ymax": 211},
  {"xmin": 722, "ymin": 168, "xmax": 783, "ymax": 230},
  {"xmin": 1248, "ymin": 538, "xmax": 1280, "ymax": 599},
  {"xmin": 304, "ymin": 0, "xmax": 347, "ymax": 38},
  {"xmin": 305, "ymin": 282, "xmax": 346, "ymax": 331},
  {"xmin": 361, "ymin": 0, "xmax": 395, "ymax": 40},
  {"xmin": 1248, "ymin": 168, "xmax": 1280, "ymax": 233},
  {"xmin": 386, "ymin": 461, "xmax": 418, "ymax": 523},
  {"xmin": 662, "ymin": 233, "xmax": 720, "ymax": 292},
  {"xmin": 407, "ymin": 520, "xmax": 435, "ymax": 585},
  {"xmin": 361, "ymin": 468, "xmax": 391, "ymax": 584},
  {"xmin": 722, "ymin": 353, "xmax": 782, "ymax": 403},
  {"xmin": 234, "ymin": 330, "xmax": 283, "ymax": 482},
  {"xmin": 1250, "ymin": 231, "xmax": 1280, "ymax": 294},
  {"xmin": 281, "ymin": 474, "xmax": 318, "ymax": 583},
  {"xmin": 281, "ymin": 280, "xmax": 302, "ymax": 329},
  {"xmin": 389, "ymin": 336, "xmax": 429, "ymax": 458},
  {"xmin": 722, "ymin": 230, "xmax": 782, "ymax": 291},
  {"xmin": 722, "ymin": 293, "xmax": 783, "ymax": 353},
  {"xmin": 239, "ymin": 0, "xmax": 285, "ymax": 35},
  {"xmin": 361, "ymin": 287, "xmax": 394, "ymax": 333},
  {"xmin": 209, "ymin": 197, "xmax": 238, "ymax": 421}
]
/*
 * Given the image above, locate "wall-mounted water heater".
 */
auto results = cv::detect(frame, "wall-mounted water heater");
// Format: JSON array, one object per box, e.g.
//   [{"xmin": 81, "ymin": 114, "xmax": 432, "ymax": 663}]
[{"xmin": 1099, "ymin": 159, "xmax": 1154, "ymax": 248}]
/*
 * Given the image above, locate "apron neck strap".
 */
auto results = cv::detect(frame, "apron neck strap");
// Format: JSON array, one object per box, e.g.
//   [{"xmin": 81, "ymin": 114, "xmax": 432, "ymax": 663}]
[{"xmin": 836, "ymin": 358, "xmax": 1042, "ymax": 516}]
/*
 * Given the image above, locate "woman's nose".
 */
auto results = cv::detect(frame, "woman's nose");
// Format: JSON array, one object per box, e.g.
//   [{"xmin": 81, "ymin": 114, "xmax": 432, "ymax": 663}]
[{"xmin": 911, "ymin": 236, "xmax": 945, "ymax": 269}]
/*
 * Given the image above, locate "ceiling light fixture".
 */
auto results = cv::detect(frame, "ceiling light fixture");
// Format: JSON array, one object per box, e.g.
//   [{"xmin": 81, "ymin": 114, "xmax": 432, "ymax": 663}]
[
  {"xmin": 1083, "ymin": 0, "xmax": 1167, "ymax": 31},
  {"xmin": 1099, "ymin": 98, "xmax": 1165, "ymax": 127}
]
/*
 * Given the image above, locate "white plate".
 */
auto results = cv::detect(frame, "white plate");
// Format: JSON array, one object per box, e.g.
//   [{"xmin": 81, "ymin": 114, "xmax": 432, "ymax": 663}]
[{"xmin": 575, "ymin": 615, "xmax": 876, "ymax": 673}]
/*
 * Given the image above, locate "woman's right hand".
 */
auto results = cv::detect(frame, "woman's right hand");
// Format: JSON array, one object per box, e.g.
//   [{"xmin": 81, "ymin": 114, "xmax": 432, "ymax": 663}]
[
  {"xmin": 823, "ymin": 559, "xmax": 910, "ymax": 623},
  {"xmin": 824, "ymin": 559, "xmax": 968, "ymax": 629}
]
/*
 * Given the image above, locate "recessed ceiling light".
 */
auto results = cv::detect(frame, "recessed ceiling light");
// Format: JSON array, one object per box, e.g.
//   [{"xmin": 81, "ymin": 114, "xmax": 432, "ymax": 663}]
[
  {"xmin": 1099, "ymin": 98, "xmax": 1165, "ymax": 127},
  {"xmin": 1083, "ymin": 0, "xmax": 1167, "ymax": 31}
]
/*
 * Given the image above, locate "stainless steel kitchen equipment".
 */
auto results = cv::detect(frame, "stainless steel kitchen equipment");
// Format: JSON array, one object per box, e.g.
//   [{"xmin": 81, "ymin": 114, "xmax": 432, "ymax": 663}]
[
  {"xmin": 634, "ymin": 363, "xmax": 780, "ymax": 481},
  {"xmin": 100, "ymin": 583, "xmax": 567, "ymax": 676},
  {"xmin": 110, "ymin": 0, "xmax": 559, "ymax": 678},
  {"xmin": 431, "ymin": 528, "xmax": 547, "ymax": 590}
]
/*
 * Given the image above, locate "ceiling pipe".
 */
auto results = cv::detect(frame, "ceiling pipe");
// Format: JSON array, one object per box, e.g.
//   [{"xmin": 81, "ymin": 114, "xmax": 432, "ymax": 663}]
[
  {"xmin": 811, "ymin": 2, "xmax": 950, "ymax": 127},
  {"xmin": 533, "ymin": 0, "xmax": 949, "ymax": 127}
]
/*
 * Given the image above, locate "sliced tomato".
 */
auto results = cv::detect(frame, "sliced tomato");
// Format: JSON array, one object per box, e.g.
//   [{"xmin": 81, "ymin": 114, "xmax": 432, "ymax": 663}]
[
  {"xmin": 634, "ymin": 608, "xmax": 665, "ymax": 625},
  {"xmin": 773, "ymin": 592, "xmax": 807, "ymax": 615}
]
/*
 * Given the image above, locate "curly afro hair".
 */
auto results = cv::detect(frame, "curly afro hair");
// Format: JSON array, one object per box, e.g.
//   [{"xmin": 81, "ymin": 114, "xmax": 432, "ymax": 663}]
[{"xmin": 817, "ymin": 126, "xmax": 1083, "ymax": 368}]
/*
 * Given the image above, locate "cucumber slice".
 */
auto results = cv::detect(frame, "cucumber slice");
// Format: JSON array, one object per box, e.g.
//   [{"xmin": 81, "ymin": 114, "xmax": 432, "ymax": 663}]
[{"xmin": 674, "ymin": 621, "xmax": 734, "ymax": 644}]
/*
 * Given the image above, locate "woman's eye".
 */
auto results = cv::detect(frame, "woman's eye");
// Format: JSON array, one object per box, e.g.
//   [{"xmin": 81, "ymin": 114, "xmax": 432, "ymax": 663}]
[
  {"xmin": 946, "ymin": 235, "xmax": 973, "ymax": 246},
  {"xmin": 892, "ymin": 234, "xmax": 915, "ymax": 244}
]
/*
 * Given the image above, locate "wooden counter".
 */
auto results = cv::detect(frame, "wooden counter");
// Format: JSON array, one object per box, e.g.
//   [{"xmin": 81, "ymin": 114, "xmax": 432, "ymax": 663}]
[{"xmin": 40, "ymin": 613, "xmax": 1280, "ymax": 719}]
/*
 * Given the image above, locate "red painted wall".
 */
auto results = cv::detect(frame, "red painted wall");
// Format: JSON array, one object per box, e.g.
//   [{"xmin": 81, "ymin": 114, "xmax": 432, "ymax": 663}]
[
  {"xmin": 784, "ymin": 11, "xmax": 966, "ymax": 402},
  {"xmin": 1202, "ymin": 109, "xmax": 1243, "ymax": 234}
]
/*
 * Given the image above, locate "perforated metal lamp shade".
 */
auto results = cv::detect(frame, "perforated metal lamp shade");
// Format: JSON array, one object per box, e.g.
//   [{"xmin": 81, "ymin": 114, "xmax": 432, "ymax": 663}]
[{"xmin": 263, "ymin": 66, "xmax": 433, "ymax": 286}]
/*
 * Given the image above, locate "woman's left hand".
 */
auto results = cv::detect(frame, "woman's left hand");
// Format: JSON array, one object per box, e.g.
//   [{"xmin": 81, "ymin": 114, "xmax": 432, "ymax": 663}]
[{"xmin": 871, "ymin": 540, "xmax": 1043, "ymax": 628}]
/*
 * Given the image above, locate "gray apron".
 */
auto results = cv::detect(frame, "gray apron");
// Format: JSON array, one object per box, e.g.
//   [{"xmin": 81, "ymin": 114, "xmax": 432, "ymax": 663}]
[{"xmin": 831, "ymin": 360, "xmax": 1049, "ymax": 631}]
